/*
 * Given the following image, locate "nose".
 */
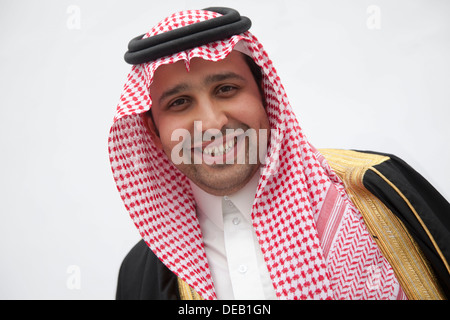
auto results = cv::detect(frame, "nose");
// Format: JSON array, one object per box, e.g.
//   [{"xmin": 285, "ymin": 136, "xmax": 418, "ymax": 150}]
[{"xmin": 194, "ymin": 97, "xmax": 228, "ymax": 133}]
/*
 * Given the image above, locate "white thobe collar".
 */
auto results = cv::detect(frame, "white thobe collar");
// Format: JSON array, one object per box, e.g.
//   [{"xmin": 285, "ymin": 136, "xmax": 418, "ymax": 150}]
[{"xmin": 188, "ymin": 170, "xmax": 261, "ymax": 228}]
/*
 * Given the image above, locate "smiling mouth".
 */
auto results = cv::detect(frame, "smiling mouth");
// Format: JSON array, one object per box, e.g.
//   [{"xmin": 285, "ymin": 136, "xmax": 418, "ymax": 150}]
[
  {"xmin": 202, "ymin": 136, "xmax": 238, "ymax": 157},
  {"xmin": 191, "ymin": 133, "xmax": 245, "ymax": 164}
]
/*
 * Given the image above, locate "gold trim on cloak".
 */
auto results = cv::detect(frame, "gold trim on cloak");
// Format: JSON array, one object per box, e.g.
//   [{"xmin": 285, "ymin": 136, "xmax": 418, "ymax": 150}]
[
  {"xmin": 177, "ymin": 277, "xmax": 203, "ymax": 300},
  {"xmin": 319, "ymin": 148, "xmax": 446, "ymax": 300}
]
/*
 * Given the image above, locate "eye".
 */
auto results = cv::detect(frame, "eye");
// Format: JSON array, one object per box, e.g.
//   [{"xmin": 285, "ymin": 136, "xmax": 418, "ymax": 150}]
[
  {"xmin": 216, "ymin": 85, "xmax": 238, "ymax": 96},
  {"xmin": 167, "ymin": 97, "xmax": 190, "ymax": 109}
]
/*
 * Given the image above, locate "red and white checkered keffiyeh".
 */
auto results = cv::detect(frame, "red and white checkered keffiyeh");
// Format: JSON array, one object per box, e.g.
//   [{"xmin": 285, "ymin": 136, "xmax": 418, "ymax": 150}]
[{"xmin": 109, "ymin": 9, "xmax": 403, "ymax": 300}]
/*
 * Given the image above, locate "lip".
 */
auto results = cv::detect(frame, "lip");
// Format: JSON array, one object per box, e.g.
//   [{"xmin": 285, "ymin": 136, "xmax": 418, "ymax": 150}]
[
  {"xmin": 192, "ymin": 132, "xmax": 245, "ymax": 164},
  {"xmin": 192, "ymin": 130, "xmax": 242, "ymax": 150}
]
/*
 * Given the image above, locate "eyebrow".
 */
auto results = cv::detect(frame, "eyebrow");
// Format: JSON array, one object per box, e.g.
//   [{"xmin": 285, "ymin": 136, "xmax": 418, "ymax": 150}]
[
  {"xmin": 157, "ymin": 72, "xmax": 246, "ymax": 105},
  {"xmin": 204, "ymin": 72, "xmax": 246, "ymax": 85},
  {"xmin": 158, "ymin": 83, "xmax": 190, "ymax": 105}
]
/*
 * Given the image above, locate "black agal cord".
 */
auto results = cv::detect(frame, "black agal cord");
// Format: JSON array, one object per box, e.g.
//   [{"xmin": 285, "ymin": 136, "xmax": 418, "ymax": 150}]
[{"xmin": 124, "ymin": 7, "xmax": 251, "ymax": 65}]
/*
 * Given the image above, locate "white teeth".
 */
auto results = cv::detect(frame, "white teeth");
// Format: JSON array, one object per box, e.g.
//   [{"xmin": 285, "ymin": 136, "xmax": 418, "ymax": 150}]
[{"xmin": 203, "ymin": 137, "xmax": 236, "ymax": 156}]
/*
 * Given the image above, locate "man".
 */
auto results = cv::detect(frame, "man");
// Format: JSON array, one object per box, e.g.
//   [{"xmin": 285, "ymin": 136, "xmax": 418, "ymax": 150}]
[{"xmin": 109, "ymin": 7, "xmax": 450, "ymax": 300}]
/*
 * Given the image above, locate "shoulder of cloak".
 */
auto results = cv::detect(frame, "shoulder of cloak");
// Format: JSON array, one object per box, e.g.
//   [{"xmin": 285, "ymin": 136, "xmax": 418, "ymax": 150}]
[
  {"xmin": 115, "ymin": 239, "xmax": 180, "ymax": 300},
  {"xmin": 319, "ymin": 148, "xmax": 450, "ymax": 300}
]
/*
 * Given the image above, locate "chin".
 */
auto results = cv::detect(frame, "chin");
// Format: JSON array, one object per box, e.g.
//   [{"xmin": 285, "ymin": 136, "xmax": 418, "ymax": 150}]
[{"xmin": 189, "ymin": 163, "xmax": 259, "ymax": 196}]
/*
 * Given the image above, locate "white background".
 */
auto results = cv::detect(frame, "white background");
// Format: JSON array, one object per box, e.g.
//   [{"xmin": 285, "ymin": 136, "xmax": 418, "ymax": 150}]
[{"xmin": 0, "ymin": 0, "xmax": 448, "ymax": 299}]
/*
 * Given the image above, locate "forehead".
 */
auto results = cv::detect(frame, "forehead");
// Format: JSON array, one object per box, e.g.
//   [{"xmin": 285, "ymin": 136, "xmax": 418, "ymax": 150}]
[{"xmin": 150, "ymin": 51, "xmax": 250, "ymax": 92}]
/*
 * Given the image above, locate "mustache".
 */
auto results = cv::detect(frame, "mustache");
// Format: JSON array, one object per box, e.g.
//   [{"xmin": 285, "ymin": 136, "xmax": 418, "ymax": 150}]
[
  {"xmin": 197, "ymin": 126, "xmax": 249, "ymax": 146},
  {"xmin": 177, "ymin": 122, "xmax": 251, "ymax": 150}
]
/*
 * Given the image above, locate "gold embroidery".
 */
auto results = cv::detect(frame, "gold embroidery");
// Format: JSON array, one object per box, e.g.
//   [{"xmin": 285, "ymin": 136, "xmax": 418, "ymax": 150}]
[
  {"xmin": 177, "ymin": 277, "xmax": 203, "ymax": 300},
  {"xmin": 369, "ymin": 166, "xmax": 450, "ymax": 276},
  {"xmin": 319, "ymin": 148, "xmax": 446, "ymax": 300}
]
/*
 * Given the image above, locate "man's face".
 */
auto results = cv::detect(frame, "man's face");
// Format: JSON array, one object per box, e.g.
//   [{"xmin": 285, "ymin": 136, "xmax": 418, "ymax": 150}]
[{"xmin": 148, "ymin": 51, "xmax": 270, "ymax": 196}]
